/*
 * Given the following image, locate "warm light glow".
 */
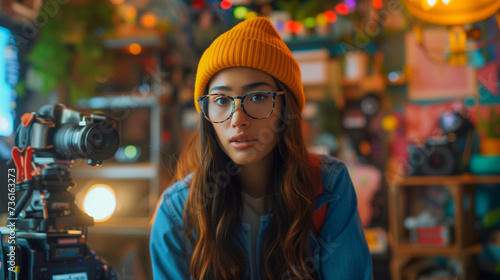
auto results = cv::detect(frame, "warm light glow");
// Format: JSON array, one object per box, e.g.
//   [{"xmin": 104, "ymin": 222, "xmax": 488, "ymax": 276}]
[
  {"xmin": 285, "ymin": 20, "xmax": 303, "ymax": 34},
  {"xmin": 406, "ymin": 0, "xmax": 500, "ymax": 25},
  {"xmin": 110, "ymin": 0, "xmax": 124, "ymax": 4},
  {"xmin": 316, "ymin": 13, "xmax": 328, "ymax": 26},
  {"xmin": 234, "ymin": 6, "xmax": 248, "ymax": 19},
  {"xmin": 372, "ymin": 0, "xmax": 383, "ymax": 9},
  {"xmin": 245, "ymin": 11, "xmax": 258, "ymax": 20},
  {"xmin": 140, "ymin": 13, "xmax": 157, "ymax": 28},
  {"xmin": 83, "ymin": 184, "xmax": 116, "ymax": 222},
  {"xmin": 124, "ymin": 5, "xmax": 137, "ymax": 21},
  {"xmin": 426, "ymin": 0, "xmax": 437, "ymax": 7},
  {"xmin": 335, "ymin": 3, "xmax": 349, "ymax": 15},
  {"xmin": 129, "ymin": 43, "xmax": 142, "ymax": 55},
  {"xmin": 324, "ymin": 10, "xmax": 337, "ymax": 23},
  {"xmin": 382, "ymin": 115, "xmax": 398, "ymax": 132},
  {"xmin": 220, "ymin": 0, "xmax": 232, "ymax": 10}
]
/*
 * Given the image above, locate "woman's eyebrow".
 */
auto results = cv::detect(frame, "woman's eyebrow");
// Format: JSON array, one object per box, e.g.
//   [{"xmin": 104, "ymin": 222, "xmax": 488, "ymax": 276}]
[
  {"xmin": 209, "ymin": 85, "xmax": 232, "ymax": 93},
  {"xmin": 241, "ymin": 82, "xmax": 273, "ymax": 91},
  {"xmin": 209, "ymin": 82, "xmax": 274, "ymax": 93}
]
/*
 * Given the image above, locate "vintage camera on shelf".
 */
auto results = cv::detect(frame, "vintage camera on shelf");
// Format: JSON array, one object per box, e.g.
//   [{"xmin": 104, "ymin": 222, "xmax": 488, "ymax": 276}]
[
  {"xmin": 407, "ymin": 137, "xmax": 461, "ymax": 176},
  {"xmin": 407, "ymin": 111, "xmax": 474, "ymax": 177},
  {"xmin": 1, "ymin": 104, "xmax": 119, "ymax": 280}
]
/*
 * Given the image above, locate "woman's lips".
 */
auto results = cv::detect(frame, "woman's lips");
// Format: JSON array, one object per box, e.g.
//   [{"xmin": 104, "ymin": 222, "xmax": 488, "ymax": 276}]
[{"xmin": 230, "ymin": 140, "xmax": 257, "ymax": 150}]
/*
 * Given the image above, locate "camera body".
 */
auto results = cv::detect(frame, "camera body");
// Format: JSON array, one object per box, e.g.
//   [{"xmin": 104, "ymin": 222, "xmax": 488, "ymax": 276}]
[
  {"xmin": 1, "ymin": 230, "xmax": 114, "ymax": 280},
  {"xmin": 406, "ymin": 110, "xmax": 473, "ymax": 177},
  {"xmin": 1, "ymin": 104, "xmax": 119, "ymax": 280},
  {"xmin": 16, "ymin": 104, "xmax": 119, "ymax": 166},
  {"xmin": 407, "ymin": 137, "xmax": 461, "ymax": 176}
]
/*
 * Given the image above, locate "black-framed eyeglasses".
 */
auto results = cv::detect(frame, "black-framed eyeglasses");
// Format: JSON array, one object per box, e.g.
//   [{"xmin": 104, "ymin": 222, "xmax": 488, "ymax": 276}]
[{"xmin": 197, "ymin": 90, "xmax": 285, "ymax": 123}]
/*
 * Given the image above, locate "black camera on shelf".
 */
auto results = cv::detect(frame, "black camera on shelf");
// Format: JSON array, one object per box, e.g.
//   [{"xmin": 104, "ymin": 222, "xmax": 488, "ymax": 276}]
[
  {"xmin": 1, "ymin": 104, "xmax": 120, "ymax": 280},
  {"xmin": 407, "ymin": 111, "xmax": 474, "ymax": 177},
  {"xmin": 407, "ymin": 137, "xmax": 461, "ymax": 176}
]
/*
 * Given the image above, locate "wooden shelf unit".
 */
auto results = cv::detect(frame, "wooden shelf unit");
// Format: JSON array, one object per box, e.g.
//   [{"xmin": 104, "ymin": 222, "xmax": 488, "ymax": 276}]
[{"xmin": 388, "ymin": 175, "xmax": 500, "ymax": 280}]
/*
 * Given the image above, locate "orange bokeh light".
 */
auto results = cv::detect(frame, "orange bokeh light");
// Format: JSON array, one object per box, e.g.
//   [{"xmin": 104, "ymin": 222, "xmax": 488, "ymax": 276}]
[
  {"xmin": 129, "ymin": 43, "xmax": 142, "ymax": 55},
  {"xmin": 140, "ymin": 13, "xmax": 157, "ymax": 28}
]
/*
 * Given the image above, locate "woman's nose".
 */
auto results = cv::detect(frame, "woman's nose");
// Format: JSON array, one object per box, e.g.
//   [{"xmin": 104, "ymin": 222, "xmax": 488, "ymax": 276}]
[{"xmin": 230, "ymin": 99, "xmax": 250, "ymax": 128}]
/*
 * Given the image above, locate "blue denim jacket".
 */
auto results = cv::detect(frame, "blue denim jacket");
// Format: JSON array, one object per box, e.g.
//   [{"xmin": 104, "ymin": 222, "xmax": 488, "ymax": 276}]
[{"xmin": 150, "ymin": 155, "xmax": 373, "ymax": 279}]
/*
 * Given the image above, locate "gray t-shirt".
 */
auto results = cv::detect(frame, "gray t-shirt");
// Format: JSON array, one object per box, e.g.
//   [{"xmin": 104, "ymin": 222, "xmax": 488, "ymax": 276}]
[{"xmin": 241, "ymin": 191, "xmax": 267, "ymax": 280}]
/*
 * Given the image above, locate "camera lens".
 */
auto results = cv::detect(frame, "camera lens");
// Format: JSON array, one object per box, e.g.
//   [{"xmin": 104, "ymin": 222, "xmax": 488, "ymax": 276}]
[{"xmin": 54, "ymin": 122, "xmax": 119, "ymax": 160}]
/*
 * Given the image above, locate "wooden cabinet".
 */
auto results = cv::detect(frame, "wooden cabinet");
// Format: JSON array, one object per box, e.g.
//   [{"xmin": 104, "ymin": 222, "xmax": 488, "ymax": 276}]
[{"xmin": 388, "ymin": 175, "xmax": 500, "ymax": 280}]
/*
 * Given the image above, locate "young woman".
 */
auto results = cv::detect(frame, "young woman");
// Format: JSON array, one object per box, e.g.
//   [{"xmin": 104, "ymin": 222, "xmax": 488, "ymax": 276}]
[{"xmin": 150, "ymin": 17, "xmax": 373, "ymax": 280}]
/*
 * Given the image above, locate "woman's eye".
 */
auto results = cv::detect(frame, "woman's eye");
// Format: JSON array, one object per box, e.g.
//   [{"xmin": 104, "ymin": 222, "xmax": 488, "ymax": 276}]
[
  {"xmin": 214, "ymin": 97, "xmax": 230, "ymax": 105},
  {"xmin": 250, "ymin": 93, "xmax": 267, "ymax": 102}
]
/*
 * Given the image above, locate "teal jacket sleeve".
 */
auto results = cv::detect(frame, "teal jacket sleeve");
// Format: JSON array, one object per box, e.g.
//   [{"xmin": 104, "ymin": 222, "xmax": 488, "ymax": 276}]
[
  {"xmin": 150, "ymin": 182, "xmax": 191, "ymax": 280},
  {"xmin": 319, "ymin": 161, "xmax": 373, "ymax": 280}
]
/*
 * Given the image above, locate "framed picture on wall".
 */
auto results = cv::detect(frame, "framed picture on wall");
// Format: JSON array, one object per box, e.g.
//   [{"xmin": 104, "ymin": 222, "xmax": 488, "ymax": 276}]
[{"xmin": 405, "ymin": 29, "xmax": 476, "ymax": 101}]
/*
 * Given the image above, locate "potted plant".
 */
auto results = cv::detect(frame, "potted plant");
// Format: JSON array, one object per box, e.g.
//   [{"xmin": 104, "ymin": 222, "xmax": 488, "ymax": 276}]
[{"xmin": 477, "ymin": 106, "xmax": 500, "ymax": 155}]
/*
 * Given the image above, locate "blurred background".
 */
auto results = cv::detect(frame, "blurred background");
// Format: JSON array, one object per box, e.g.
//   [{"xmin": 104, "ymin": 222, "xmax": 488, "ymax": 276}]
[{"xmin": 1, "ymin": 0, "xmax": 500, "ymax": 279}]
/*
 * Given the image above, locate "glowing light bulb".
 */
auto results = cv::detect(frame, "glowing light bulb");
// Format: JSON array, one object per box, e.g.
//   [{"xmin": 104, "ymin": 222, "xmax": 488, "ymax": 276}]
[
  {"xmin": 304, "ymin": 17, "xmax": 316, "ymax": 28},
  {"xmin": 140, "ymin": 13, "xmax": 157, "ymax": 28},
  {"xmin": 335, "ymin": 4, "xmax": 349, "ymax": 15},
  {"xmin": 84, "ymin": 185, "xmax": 116, "ymax": 222},
  {"xmin": 220, "ymin": 0, "xmax": 232, "ymax": 10},
  {"xmin": 442, "ymin": 0, "xmax": 450, "ymax": 4},
  {"xmin": 129, "ymin": 43, "xmax": 142, "ymax": 55},
  {"xmin": 324, "ymin": 10, "xmax": 337, "ymax": 23},
  {"xmin": 316, "ymin": 13, "xmax": 328, "ymax": 26},
  {"xmin": 426, "ymin": 0, "xmax": 437, "ymax": 7}
]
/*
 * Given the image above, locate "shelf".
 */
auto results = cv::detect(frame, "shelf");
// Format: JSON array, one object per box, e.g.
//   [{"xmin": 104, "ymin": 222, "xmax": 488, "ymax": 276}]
[
  {"xmin": 391, "ymin": 174, "xmax": 500, "ymax": 187},
  {"xmin": 88, "ymin": 217, "xmax": 151, "ymax": 236},
  {"xmin": 71, "ymin": 162, "xmax": 158, "ymax": 179},
  {"xmin": 394, "ymin": 243, "xmax": 483, "ymax": 256}
]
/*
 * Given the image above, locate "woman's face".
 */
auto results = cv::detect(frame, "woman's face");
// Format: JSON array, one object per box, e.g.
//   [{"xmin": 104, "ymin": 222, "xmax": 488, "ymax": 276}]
[{"xmin": 207, "ymin": 67, "xmax": 284, "ymax": 166}]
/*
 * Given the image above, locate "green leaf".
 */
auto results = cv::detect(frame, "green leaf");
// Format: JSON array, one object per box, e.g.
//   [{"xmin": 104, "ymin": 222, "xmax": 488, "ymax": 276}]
[{"xmin": 483, "ymin": 207, "xmax": 500, "ymax": 228}]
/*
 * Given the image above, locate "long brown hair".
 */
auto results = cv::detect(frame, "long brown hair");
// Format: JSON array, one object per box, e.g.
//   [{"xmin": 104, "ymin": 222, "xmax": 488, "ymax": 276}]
[{"xmin": 171, "ymin": 82, "xmax": 320, "ymax": 279}]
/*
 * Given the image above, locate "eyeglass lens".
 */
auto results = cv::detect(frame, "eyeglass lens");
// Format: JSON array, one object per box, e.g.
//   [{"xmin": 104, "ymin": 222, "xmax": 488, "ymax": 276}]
[{"xmin": 202, "ymin": 91, "xmax": 274, "ymax": 122}]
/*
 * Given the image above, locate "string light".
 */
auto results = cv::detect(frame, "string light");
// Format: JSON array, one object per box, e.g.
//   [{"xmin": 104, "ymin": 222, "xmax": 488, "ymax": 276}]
[
  {"xmin": 373, "ymin": 0, "xmax": 383, "ymax": 9},
  {"xmin": 234, "ymin": 6, "xmax": 248, "ymax": 19},
  {"xmin": 335, "ymin": 3, "xmax": 349, "ymax": 15},
  {"xmin": 221, "ymin": 0, "xmax": 232, "ymax": 10},
  {"xmin": 304, "ymin": 17, "xmax": 316, "ymax": 28},
  {"xmin": 285, "ymin": 20, "xmax": 303, "ymax": 34},
  {"xmin": 345, "ymin": 0, "xmax": 356, "ymax": 9},
  {"xmin": 316, "ymin": 13, "xmax": 328, "ymax": 26},
  {"xmin": 324, "ymin": 10, "xmax": 337, "ymax": 23}
]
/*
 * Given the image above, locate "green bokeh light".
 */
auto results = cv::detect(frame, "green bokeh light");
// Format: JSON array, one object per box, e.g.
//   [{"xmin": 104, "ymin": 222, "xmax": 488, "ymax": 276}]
[
  {"xmin": 234, "ymin": 6, "xmax": 248, "ymax": 19},
  {"xmin": 304, "ymin": 17, "xmax": 316, "ymax": 28},
  {"xmin": 124, "ymin": 145, "xmax": 138, "ymax": 159}
]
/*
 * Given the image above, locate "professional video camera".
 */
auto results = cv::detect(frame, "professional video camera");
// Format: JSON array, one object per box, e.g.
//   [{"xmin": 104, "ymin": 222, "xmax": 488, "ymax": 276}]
[{"xmin": 1, "ymin": 104, "xmax": 120, "ymax": 280}]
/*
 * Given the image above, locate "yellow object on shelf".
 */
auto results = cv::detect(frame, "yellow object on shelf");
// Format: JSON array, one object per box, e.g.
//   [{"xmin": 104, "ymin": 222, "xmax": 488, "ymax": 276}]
[{"xmin": 405, "ymin": 0, "xmax": 500, "ymax": 26}]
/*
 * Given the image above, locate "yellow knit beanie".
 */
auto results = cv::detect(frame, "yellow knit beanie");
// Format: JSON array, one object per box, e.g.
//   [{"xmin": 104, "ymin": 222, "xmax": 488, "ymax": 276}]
[{"xmin": 194, "ymin": 17, "xmax": 305, "ymax": 113}]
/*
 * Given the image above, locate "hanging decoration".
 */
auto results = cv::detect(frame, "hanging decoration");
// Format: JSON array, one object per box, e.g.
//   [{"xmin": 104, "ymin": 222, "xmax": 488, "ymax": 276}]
[{"xmin": 404, "ymin": 0, "xmax": 500, "ymax": 66}]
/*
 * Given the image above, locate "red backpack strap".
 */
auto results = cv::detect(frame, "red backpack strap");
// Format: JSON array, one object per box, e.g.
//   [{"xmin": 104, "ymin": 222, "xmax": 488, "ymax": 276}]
[{"xmin": 311, "ymin": 156, "xmax": 327, "ymax": 237}]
